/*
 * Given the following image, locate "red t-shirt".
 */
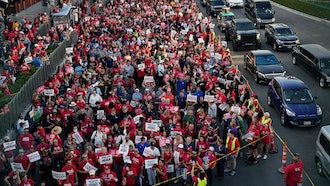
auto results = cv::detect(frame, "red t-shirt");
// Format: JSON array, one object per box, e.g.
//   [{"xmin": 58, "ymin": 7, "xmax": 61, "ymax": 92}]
[
  {"xmin": 61, "ymin": 165, "xmax": 77, "ymax": 184},
  {"xmin": 285, "ymin": 162, "xmax": 304, "ymax": 186},
  {"xmin": 19, "ymin": 178, "xmax": 34, "ymax": 186},
  {"xmin": 122, "ymin": 167, "xmax": 137, "ymax": 186},
  {"xmin": 130, "ymin": 154, "xmax": 144, "ymax": 175},
  {"xmin": 14, "ymin": 155, "xmax": 30, "ymax": 170},
  {"xmin": 157, "ymin": 165, "xmax": 168, "ymax": 181},
  {"xmin": 18, "ymin": 134, "xmax": 34, "ymax": 150},
  {"xmin": 100, "ymin": 171, "xmax": 117, "ymax": 186}
]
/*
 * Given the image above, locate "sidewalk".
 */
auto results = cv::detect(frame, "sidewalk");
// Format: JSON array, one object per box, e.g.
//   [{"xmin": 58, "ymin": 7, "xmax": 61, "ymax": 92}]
[{"xmin": 8, "ymin": 1, "xmax": 50, "ymax": 22}]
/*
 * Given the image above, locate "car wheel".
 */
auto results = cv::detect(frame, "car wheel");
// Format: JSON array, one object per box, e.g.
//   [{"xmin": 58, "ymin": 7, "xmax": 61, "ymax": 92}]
[
  {"xmin": 316, "ymin": 158, "xmax": 324, "ymax": 176},
  {"xmin": 273, "ymin": 42, "xmax": 278, "ymax": 51},
  {"xmin": 280, "ymin": 113, "xmax": 287, "ymax": 126},
  {"xmin": 292, "ymin": 56, "xmax": 297, "ymax": 65},
  {"xmin": 267, "ymin": 94, "xmax": 273, "ymax": 107},
  {"xmin": 254, "ymin": 73, "xmax": 259, "ymax": 83},
  {"xmin": 319, "ymin": 77, "xmax": 327, "ymax": 88}
]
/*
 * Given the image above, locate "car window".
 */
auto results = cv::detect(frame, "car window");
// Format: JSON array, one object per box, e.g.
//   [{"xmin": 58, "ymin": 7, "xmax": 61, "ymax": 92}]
[
  {"xmin": 320, "ymin": 134, "xmax": 330, "ymax": 156},
  {"xmin": 236, "ymin": 22, "xmax": 254, "ymax": 30},
  {"xmin": 211, "ymin": 0, "xmax": 225, "ymax": 6},
  {"xmin": 283, "ymin": 88, "xmax": 313, "ymax": 104},
  {"xmin": 320, "ymin": 58, "xmax": 330, "ymax": 69},
  {"xmin": 274, "ymin": 27, "xmax": 293, "ymax": 36},
  {"xmin": 273, "ymin": 80, "xmax": 282, "ymax": 97},
  {"xmin": 255, "ymin": 55, "xmax": 279, "ymax": 65},
  {"xmin": 301, "ymin": 49, "xmax": 315, "ymax": 62}
]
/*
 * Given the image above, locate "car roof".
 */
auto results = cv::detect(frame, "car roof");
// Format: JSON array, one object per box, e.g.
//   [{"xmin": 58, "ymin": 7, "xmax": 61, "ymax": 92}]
[
  {"xmin": 234, "ymin": 18, "xmax": 253, "ymax": 23},
  {"xmin": 251, "ymin": 50, "xmax": 274, "ymax": 56},
  {"xmin": 274, "ymin": 76, "xmax": 308, "ymax": 90},
  {"xmin": 268, "ymin": 23, "xmax": 289, "ymax": 29},
  {"xmin": 221, "ymin": 12, "xmax": 235, "ymax": 16},
  {"xmin": 300, "ymin": 44, "xmax": 330, "ymax": 59},
  {"xmin": 321, "ymin": 125, "xmax": 330, "ymax": 139}
]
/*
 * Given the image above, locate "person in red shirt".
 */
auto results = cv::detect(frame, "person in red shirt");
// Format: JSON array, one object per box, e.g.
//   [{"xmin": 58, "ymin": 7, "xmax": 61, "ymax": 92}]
[
  {"xmin": 77, "ymin": 153, "xmax": 95, "ymax": 184},
  {"xmin": 129, "ymin": 148, "xmax": 144, "ymax": 185},
  {"xmin": 18, "ymin": 128, "xmax": 34, "ymax": 151},
  {"xmin": 196, "ymin": 136, "xmax": 209, "ymax": 158},
  {"xmin": 121, "ymin": 159, "xmax": 137, "ymax": 186},
  {"xmin": 14, "ymin": 149, "xmax": 31, "ymax": 171},
  {"xmin": 51, "ymin": 139, "xmax": 64, "ymax": 170},
  {"xmin": 19, "ymin": 173, "xmax": 34, "ymax": 186},
  {"xmin": 84, "ymin": 170, "xmax": 100, "ymax": 186},
  {"xmin": 100, "ymin": 165, "xmax": 118, "ymax": 186},
  {"xmin": 4, "ymin": 171, "xmax": 20, "ymax": 185},
  {"xmin": 155, "ymin": 159, "xmax": 168, "ymax": 185},
  {"xmin": 61, "ymin": 160, "xmax": 78, "ymax": 185},
  {"xmin": 284, "ymin": 153, "xmax": 304, "ymax": 186},
  {"xmin": 173, "ymin": 123, "xmax": 184, "ymax": 135},
  {"xmin": 203, "ymin": 147, "xmax": 217, "ymax": 185}
]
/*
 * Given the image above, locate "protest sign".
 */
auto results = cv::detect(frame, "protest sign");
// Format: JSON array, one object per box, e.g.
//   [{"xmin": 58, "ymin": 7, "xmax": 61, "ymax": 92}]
[
  {"xmin": 144, "ymin": 76, "xmax": 154, "ymax": 83},
  {"xmin": 142, "ymin": 147, "xmax": 154, "ymax": 157},
  {"xmin": 86, "ymin": 178, "xmax": 101, "ymax": 186},
  {"xmin": 95, "ymin": 148, "xmax": 102, "ymax": 154},
  {"xmin": 99, "ymin": 154, "xmax": 113, "ymax": 165},
  {"xmin": 52, "ymin": 170, "xmax": 66, "ymax": 180},
  {"xmin": 43, "ymin": 89, "xmax": 55, "ymax": 96},
  {"xmin": 66, "ymin": 47, "xmax": 73, "ymax": 54},
  {"xmin": 83, "ymin": 162, "xmax": 98, "ymax": 172},
  {"xmin": 187, "ymin": 94, "xmax": 197, "ymax": 102},
  {"xmin": 135, "ymin": 136, "xmax": 147, "ymax": 144},
  {"xmin": 167, "ymin": 164, "xmax": 174, "ymax": 173},
  {"xmin": 72, "ymin": 132, "xmax": 84, "ymax": 144},
  {"xmin": 145, "ymin": 122, "xmax": 159, "ymax": 132},
  {"xmin": 204, "ymin": 95, "xmax": 215, "ymax": 102},
  {"xmin": 170, "ymin": 131, "xmax": 182, "ymax": 138},
  {"xmin": 11, "ymin": 163, "xmax": 25, "ymax": 172},
  {"xmin": 96, "ymin": 110, "xmax": 105, "ymax": 120},
  {"xmin": 118, "ymin": 144, "xmax": 129, "ymax": 155},
  {"xmin": 27, "ymin": 151, "xmax": 41, "ymax": 162},
  {"xmin": 151, "ymin": 120, "xmax": 163, "ymax": 127},
  {"xmin": 138, "ymin": 63, "xmax": 145, "ymax": 70},
  {"xmin": 145, "ymin": 158, "xmax": 158, "ymax": 169},
  {"xmin": 3, "ymin": 140, "xmax": 16, "ymax": 152}
]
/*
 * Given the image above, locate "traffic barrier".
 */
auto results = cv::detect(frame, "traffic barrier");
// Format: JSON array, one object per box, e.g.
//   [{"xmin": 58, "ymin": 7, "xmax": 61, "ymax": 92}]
[
  {"xmin": 278, "ymin": 142, "xmax": 287, "ymax": 174},
  {"xmin": 269, "ymin": 131, "xmax": 277, "ymax": 154}
]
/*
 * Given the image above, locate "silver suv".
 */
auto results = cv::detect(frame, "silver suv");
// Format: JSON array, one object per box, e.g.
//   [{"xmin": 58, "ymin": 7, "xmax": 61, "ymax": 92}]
[{"xmin": 315, "ymin": 125, "xmax": 330, "ymax": 178}]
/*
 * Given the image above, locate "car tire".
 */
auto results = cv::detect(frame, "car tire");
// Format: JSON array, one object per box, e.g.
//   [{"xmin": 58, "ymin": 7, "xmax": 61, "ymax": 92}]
[
  {"xmin": 273, "ymin": 42, "xmax": 278, "ymax": 51},
  {"xmin": 254, "ymin": 73, "xmax": 259, "ymax": 83},
  {"xmin": 267, "ymin": 94, "xmax": 273, "ymax": 107},
  {"xmin": 292, "ymin": 56, "xmax": 297, "ymax": 65},
  {"xmin": 280, "ymin": 113, "xmax": 287, "ymax": 126},
  {"xmin": 316, "ymin": 158, "xmax": 325, "ymax": 176},
  {"xmin": 319, "ymin": 77, "xmax": 327, "ymax": 88}
]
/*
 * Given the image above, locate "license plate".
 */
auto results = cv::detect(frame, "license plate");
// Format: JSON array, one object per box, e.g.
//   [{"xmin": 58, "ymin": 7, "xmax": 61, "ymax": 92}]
[
  {"xmin": 287, "ymin": 45, "xmax": 293, "ymax": 49},
  {"xmin": 303, "ymin": 121, "xmax": 311, "ymax": 125}
]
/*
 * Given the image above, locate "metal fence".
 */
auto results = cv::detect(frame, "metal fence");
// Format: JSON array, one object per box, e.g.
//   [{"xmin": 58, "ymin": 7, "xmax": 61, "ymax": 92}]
[{"xmin": 0, "ymin": 30, "xmax": 78, "ymax": 138}]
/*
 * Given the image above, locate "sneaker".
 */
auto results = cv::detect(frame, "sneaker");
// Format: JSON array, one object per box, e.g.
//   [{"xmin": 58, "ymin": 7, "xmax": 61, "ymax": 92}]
[
  {"xmin": 224, "ymin": 167, "xmax": 231, "ymax": 173},
  {"xmin": 256, "ymin": 154, "xmax": 262, "ymax": 159},
  {"xmin": 230, "ymin": 170, "xmax": 236, "ymax": 176},
  {"xmin": 263, "ymin": 155, "xmax": 268, "ymax": 160}
]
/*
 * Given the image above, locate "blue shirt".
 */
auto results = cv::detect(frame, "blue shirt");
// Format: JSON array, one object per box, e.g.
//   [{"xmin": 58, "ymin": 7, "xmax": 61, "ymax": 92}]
[
  {"xmin": 177, "ymin": 79, "xmax": 187, "ymax": 93},
  {"xmin": 137, "ymin": 142, "xmax": 150, "ymax": 155},
  {"xmin": 33, "ymin": 57, "xmax": 42, "ymax": 67},
  {"xmin": 194, "ymin": 91, "xmax": 204, "ymax": 100}
]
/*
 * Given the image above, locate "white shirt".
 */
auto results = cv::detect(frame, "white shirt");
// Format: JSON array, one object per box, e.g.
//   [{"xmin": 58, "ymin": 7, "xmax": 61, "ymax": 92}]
[
  {"xmin": 17, "ymin": 118, "xmax": 29, "ymax": 130},
  {"xmin": 89, "ymin": 93, "xmax": 103, "ymax": 107}
]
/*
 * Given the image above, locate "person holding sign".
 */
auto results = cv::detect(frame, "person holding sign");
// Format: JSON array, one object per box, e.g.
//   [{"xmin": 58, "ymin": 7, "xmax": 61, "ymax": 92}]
[
  {"xmin": 78, "ymin": 154, "xmax": 95, "ymax": 185},
  {"xmin": 4, "ymin": 171, "xmax": 21, "ymax": 186},
  {"xmin": 155, "ymin": 159, "xmax": 168, "ymax": 186},
  {"xmin": 61, "ymin": 160, "xmax": 78, "ymax": 186},
  {"xmin": 19, "ymin": 173, "xmax": 34, "ymax": 186},
  {"xmin": 14, "ymin": 149, "xmax": 31, "ymax": 172},
  {"xmin": 100, "ymin": 165, "xmax": 118, "ymax": 186},
  {"xmin": 84, "ymin": 170, "xmax": 100, "ymax": 186},
  {"xmin": 122, "ymin": 159, "xmax": 137, "ymax": 186}
]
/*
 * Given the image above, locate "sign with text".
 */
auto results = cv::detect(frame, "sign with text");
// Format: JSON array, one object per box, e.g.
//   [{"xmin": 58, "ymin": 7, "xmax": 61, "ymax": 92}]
[
  {"xmin": 97, "ymin": 110, "xmax": 105, "ymax": 120},
  {"xmin": 170, "ymin": 131, "xmax": 182, "ymax": 138},
  {"xmin": 135, "ymin": 136, "xmax": 147, "ymax": 144},
  {"xmin": 86, "ymin": 178, "xmax": 101, "ymax": 186},
  {"xmin": 145, "ymin": 122, "xmax": 159, "ymax": 132},
  {"xmin": 3, "ymin": 140, "xmax": 16, "ymax": 152},
  {"xmin": 27, "ymin": 151, "xmax": 41, "ymax": 162},
  {"xmin": 99, "ymin": 154, "xmax": 113, "ymax": 165},
  {"xmin": 187, "ymin": 94, "xmax": 197, "ymax": 102},
  {"xmin": 10, "ymin": 162, "xmax": 25, "ymax": 172},
  {"xmin": 204, "ymin": 95, "xmax": 215, "ymax": 102},
  {"xmin": 83, "ymin": 162, "xmax": 98, "ymax": 172},
  {"xmin": 43, "ymin": 89, "xmax": 55, "ymax": 96},
  {"xmin": 167, "ymin": 164, "xmax": 174, "ymax": 173},
  {"xmin": 151, "ymin": 120, "xmax": 163, "ymax": 127},
  {"xmin": 138, "ymin": 63, "xmax": 145, "ymax": 70},
  {"xmin": 52, "ymin": 170, "xmax": 66, "ymax": 180},
  {"xmin": 145, "ymin": 158, "xmax": 158, "ymax": 169},
  {"xmin": 142, "ymin": 147, "xmax": 154, "ymax": 157},
  {"xmin": 118, "ymin": 144, "xmax": 129, "ymax": 155},
  {"xmin": 144, "ymin": 76, "xmax": 154, "ymax": 83},
  {"xmin": 72, "ymin": 132, "xmax": 84, "ymax": 144}
]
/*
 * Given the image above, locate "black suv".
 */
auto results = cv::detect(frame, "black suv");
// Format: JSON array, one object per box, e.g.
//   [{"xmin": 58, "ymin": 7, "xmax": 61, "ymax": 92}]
[
  {"xmin": 265, "ymin": 23, "xmax": 300, "ymax": 51},
  {"xmin": 244, "ymin": 50, "xmax": 286, "ymax": 83},
  {"xmin": 292, "ymin": 44, "xmax": 330, "ymax": 88},
  {"xmin": 225, "ymin": 18, "xmax": 261, "ymax": 51},
  {"xmin": 206, "ymin": 0, "xmax": 226, "ymax": 17}
]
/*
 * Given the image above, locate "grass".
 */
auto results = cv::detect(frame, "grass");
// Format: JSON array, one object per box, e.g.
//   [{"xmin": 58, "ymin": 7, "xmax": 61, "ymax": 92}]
[{"xmin": 272, "ymin": 0, "xmax": 330, "ymax": 20}]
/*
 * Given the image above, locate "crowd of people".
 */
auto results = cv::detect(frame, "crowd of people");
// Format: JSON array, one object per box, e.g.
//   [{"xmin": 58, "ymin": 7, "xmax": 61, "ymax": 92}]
[{"xmin": 0, "ymin": 0, "xmax": 287, "ymax": 186}]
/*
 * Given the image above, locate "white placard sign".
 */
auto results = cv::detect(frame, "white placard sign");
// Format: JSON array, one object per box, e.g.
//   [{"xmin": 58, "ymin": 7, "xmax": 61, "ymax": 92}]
[
  {"xmin": 198, "ymin": 38, "xmax": 204, "ymax": 43},
  {"xmin": 230, "ymin": 106, "xmax": 241, "ymax": 115},
  {"xmin": 27, "ymin": 151, "xmax": 41, "ymax": 162},
  {"xmin": 52, "ymin": 170, "xmax": 66, "ymax": 180},
  {"xmin": 43, "ymin": 89, "xmax": 55, "ymax": 96},
  {"xmin": 83, "ymin": 162, "xmax": 98, "ymax": 172},
  {"xmin": 144, "ymin": 76, "xmax": 154, "ymax": 83},
  {"xmin": 145, "ymin": 158, "xmax": 158, "ymax": 169},
  {"xmin": 99, "ymin": 154, "xmax": 113, "ymax": 165},
  {"xmin": 142, "ymin": 147, "xmax": 154, "ymax": 157},
  {"xmin": 151, "ymin": 120, "xmax": 163, "ymax": 127},
  {"xmin": 135, "ymin": 136, "xmax": 147, "ymax": 144},
  {"xmin": 145, "ymin": 122, "xmax": 159, "ymax": 132},
  {"xmin": 11, "ymin": 162, "xmax": 25, "ymax": 172},
  {"xmin": 204, "ymin": 95, "xmax": 215, "ymax": 102},
  {"xmin": 138, "ymin": 63, "xmax": 145, "ymax": 70},
  {"xmin": 118, "ymin": 144, "xmax": 129, "ymax": 155},
  {"xmin": 170, "ymin": 131, "xmax": 182, "ymax": 138},
  {"xmin": 187, "ymin": 94, "xmax": 197, "ymax": 102},
  {"xmin": 66, "ymin": 47, "xmax": 73, "ymax": 54},
  {"xmin": 97, "ymin": 110, "xmax": 105, "ymax": 120},
  {"xmin": 3, "ymin": 140, "xmax": 16, "ymax": 152},
  {"xmin": 133, "ymin": 114, "xmax": 143, "ymax": 124},
  {"xmin": 167, "ymin": 164, "xmax": 174, "ymax": 173},
  {"xmin": 95, "ymin": 148, "xmax": 102, "ymax": 153},
  {"xmin": 86, "ymin": 178, "xmax": 101, "ymax": 186},
  {"xmin": 72, "ymin": 132, "xmax": 84, "ymax": 144}
]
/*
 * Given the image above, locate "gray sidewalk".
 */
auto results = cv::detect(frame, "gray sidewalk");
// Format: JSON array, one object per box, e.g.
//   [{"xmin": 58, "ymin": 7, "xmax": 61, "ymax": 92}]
[{"xmin": 8, "ymin": 1, "xmax": 50, "ymax": 22}]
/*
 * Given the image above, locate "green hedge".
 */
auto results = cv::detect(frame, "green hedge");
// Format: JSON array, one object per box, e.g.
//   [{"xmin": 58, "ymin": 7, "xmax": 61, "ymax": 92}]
[{"xmin": 272, "ymin": 0, "xmax": 330, "ymax": 20}]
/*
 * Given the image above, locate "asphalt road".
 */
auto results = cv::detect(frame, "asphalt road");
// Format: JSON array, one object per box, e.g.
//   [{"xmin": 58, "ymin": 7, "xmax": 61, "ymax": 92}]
[{"xmin": 195, "ymin": 1, "xmax": 330, "ymax": 186}]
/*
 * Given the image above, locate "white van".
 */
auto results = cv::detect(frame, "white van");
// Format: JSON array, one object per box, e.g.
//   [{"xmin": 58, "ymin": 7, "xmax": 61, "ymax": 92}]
[{"xmin": 315, "ymin": 125, "xmax": 330, "ymax": 178}]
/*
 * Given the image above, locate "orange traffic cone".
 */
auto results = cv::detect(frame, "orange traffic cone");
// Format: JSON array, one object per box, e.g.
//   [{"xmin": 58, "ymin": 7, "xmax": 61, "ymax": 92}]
[
  {"xmin": 270, "ymin": 132, "xmax": 278, "ymax": 154},
  {"xmin": 297, "ymin": 172, "xmax": 303, "ymax": 186},
  {"xmin": 278, "ymin": 142, "xmax": 287, "ymax": 174}
]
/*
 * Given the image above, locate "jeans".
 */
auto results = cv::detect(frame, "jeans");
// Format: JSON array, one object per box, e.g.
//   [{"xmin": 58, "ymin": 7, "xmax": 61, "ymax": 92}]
[
  {"xmin": 147, "ymin": 168, "xmax": 156, "ymax": 185},
  {"xmin": 175, "ymin": 167, "xmax": 187, "ymax": 181}
]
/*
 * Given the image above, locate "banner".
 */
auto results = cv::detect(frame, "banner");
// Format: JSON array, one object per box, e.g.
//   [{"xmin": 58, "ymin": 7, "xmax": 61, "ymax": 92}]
[
  {"xmin": 43, "ymin": 89, "xmax": 55, "ymax": 96},
  {"xmin": 187, "ymin": 94, "xmax": 197, "ymax": 102},
  {"xmin": 145, "ymin": 158, "xmax": 158, "ymax": 169},
  {"xmin": 118, "ymin": 144, "xmax": 129, "ymax": 155},
  {"xmin": 144, "ymin": 76, "xmax": 154, "ymax": 83},
  {"xmin": 10, "ymin": 162, "xmax": 25, "ymax": 172},
  {"xmin": 135, "ymin": 136, "xmax": 147, "ymax": 144},
  {"xmin": 204, "ymin": 95, "xmax": 215, "ymax": 102},
  {"xmin": 151, "ymin": 120, "xmax": 163, "ymax": 127},
  {"xmin": 145, "ymin": 122, "xmax": 159, "ymax": 132},
  {"xmin": 159, "ymin": 138, "xmax": 170, "ymax": 148},
  {"xmin": 99, "ymin": 154, "xmax": 113, "ymax": 165},
  {"xmin": 3, "ymin": 140, "xmax": 16, "ymax": 152},
  {"xmin": 27, "ymin": 151, "xmax": 41, "ymax": 162},
  {"xmin": 86, "ymin": 178, "xmax": 101, "ymax": 186},
  {"xmin": 72, "ymin": 132, "xmax": 84, "ymax": 144},
  {"xmin": 83, "ymin": 162, "xmax": 98, "ymax": 172}
]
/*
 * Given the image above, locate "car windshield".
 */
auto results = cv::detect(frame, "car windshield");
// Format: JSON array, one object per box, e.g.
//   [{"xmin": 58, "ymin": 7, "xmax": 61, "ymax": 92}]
[
  {"xmin": 256, "ymin": 2, "xmax": 273, "ymax": 15},
  {"xmin": 319, "ymin": 58, "xmax": 330, "ymax": 69},
  {"xmin": 255, "ymin": 55, "xmax": 279, "ymax": 65},
  {"xmin": 211, "ymin": 0, "xmax": 225, "ymax": 6},
  {"xmin": 283, "ymin": 89, "xmax": 314, "ymax": 104},
  {"xmin": 236, "ymin": 22, "xmax": 254, "ymax": 30},
  {"xmin": 275, "ymin": 27, "xmax": 294, "ymax": 36}
]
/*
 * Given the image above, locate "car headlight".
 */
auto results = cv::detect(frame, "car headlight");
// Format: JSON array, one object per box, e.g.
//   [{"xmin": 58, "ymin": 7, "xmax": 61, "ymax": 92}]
[
  {"xmin": 237, "ymin": 34, "xmax": 241, "ymax": 40},
  {"xmin": 256, "ymin": 33, "xmax": 261, "ymax": 40},
  {"xmin": 276, "ymin": 39, "xmax": 283, "ymax": 45},
  {"xmin": 272, "ymin": 18, "xmax": 275, "ymax": 22},
  {"xmin": 257, "ymin": 71, "xmax": 266, "ymax": 78},
  {"xmin": 286, "ymin": 108, "xmax": 295, "ymax": 117},
  {"xmin": 295, "ymin": 39, "xmax": 300, "ymax": 45},
  {"xmin": 317, "ymin": 105, "xmax": 322, "ymax": 116},
  {"xmin": 257, "ymin": 18, "xmax": 261, "ymax": 23}
]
